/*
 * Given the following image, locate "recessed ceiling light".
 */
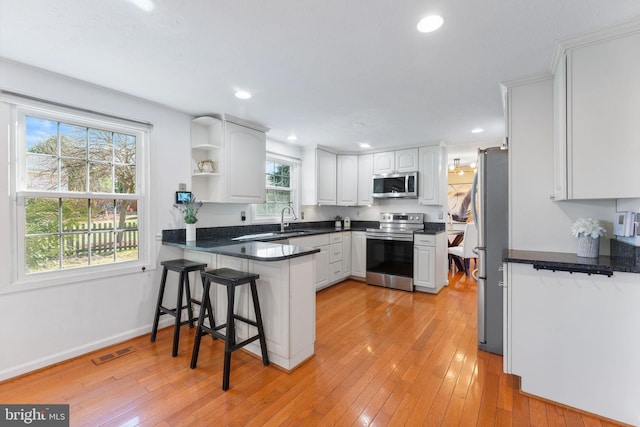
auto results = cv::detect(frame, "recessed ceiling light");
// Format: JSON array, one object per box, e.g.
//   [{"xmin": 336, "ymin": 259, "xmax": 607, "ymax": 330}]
[
  {"xmin": 417, "ymin": 15, "xmax": 444, "ymax": 33},
  {"xmin": 127, "ymin": 0, "xmax": 155, "ymax": 12},
  {"xmin": 287, "ymin": 134, "xmax": 298, "ymax": 142},
  {"xmin": 234, "ymin": 90, "xmax": 252, "ymax": 100},
  {"xmin": 359, "ymin": 142, "xmax": 372, "ymax": 148},
  {"xmin": 472, "ymin": 128, "xmax": 484, "ymax": 134}
]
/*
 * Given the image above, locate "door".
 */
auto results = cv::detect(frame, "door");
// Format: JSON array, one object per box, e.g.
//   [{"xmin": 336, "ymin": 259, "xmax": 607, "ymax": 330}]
[{"xmin": 413, "ymin": 245, "xmax": 435, "ymax": 288}]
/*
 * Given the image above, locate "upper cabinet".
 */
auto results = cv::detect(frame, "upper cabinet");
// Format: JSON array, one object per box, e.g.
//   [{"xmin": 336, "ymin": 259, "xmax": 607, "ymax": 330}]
[
  {"xmin": 373, "ymin": 151, "xmax": 394, "ymax": 174},
  {"xmin": 357, "ymin": 154, "xmax": 374, "ymax": 206},
  {"xmin": 301, "ymin": 145, "xmax": 444, "ymax": 207},
  {"xmin": 373, "ymin": 148, "xmax": 419, "ymax": 174},
  {"xmin": 301, "ymin": 148, "xmax": 337, "ymax": 205},
  {"xmin": 553, "ymin": 25, "xmax": 640, "ymax": 200},
  {"xmin": 395, "ymin": 148, "xmax": 419, "ymax": 172},
  {"xmin": 418, "ymin": 144, "xmax": 447, "ymax": 206},
  {"xmin": 190, "ymin": 115, "xmax": 268, "ymax": 203},
  {"xmin": 337, "ymin": 155, "xmax": 358, "ymax": 206}
]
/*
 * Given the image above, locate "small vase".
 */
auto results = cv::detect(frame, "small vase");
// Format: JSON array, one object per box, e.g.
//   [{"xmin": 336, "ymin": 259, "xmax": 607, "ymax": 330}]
[
  {"xmin": 576, "ymin": 235, "xmax": 599, "ymax": 258},
  {"xmin": 186, "ymin": 224, "xmax": 196, "ymax": 242}
]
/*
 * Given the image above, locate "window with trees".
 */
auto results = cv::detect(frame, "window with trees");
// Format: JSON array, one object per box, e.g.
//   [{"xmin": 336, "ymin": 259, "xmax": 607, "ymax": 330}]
[
  {"xmin": 253, "ymin": 157, "xmax": 299, "ymax": 221},
  {"xmin": 8, "ymin": 101, "xmax": 149, "ymax": 283}
]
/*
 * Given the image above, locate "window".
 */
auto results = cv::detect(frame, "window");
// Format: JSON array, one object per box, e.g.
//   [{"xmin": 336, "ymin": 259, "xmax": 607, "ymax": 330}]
[
  {"xmin": 253, "ymin": 156, "xmax": 299, "ymax": 222},
  {"xmin": 5, "ymin": 98, "xmax": 150, "ymax": 287}
]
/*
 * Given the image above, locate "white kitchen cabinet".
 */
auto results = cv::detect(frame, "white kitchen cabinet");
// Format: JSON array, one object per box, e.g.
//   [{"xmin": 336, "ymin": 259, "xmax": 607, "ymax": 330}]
[
  {"xmin": 289, "ymin": 233, "xmax": 329, "ymax": 290},
  {"xmin": 351, "ymin": 231, "xmax": 366, "ymax": 278},
  {"xmin": 328, "ymin": 232, "xmax": 344, "ymax": 285},
  {"xmin": 413, "ymin": 233, "xmax": 447, "ymax": 293},
  {"xmin": 506, "ymin": 262, "xmax": 640, "ymax": 425},
  {"xmin": 357, "ymin": 154, "xmax": 374, "ymax": 206},
  {"xmin": 190, "ymin": 116, "xmax": 267, "ymax": 203},
  {"xmin": 373, "ymin": 151, "xmax": 394, "ymax": 174},
  {"xmin": 373, "ymin": 148, "xmax": 419, "ymax": 174},
  {"xmin": 418, "ymin": 144, "xmax": 447, "ymax": 206},
  {"xmin": 552, "ymin": 56, "xmax": 568, "ymax": 201},
  {"xmin": 342, "ymin": 232, "xmax": 351, "ymax": 277},
  {"xmin": 553, "ymin": 27, "xmax": 640, "ymax": 200},
  {"xmin": 395, "ymin": 148, "xmax": 419, "ymax": 172},
  {"xmin": 301, "ymin": 148, "xmax": 337, "ymax": 205},
  {"xmin": 290, "ymin": 232, "xmax": 348, "ymax": 290},
  {"xmin": 337, "ymin": 155, "xmax": 358, "ymax": 206}
]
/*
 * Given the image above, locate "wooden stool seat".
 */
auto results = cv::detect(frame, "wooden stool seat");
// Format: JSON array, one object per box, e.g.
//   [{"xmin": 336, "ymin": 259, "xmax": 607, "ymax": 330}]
[
  {"xmin": 190, "ymin": 267, "xmax": 269, "ymax": 391},
  {"xmin": 150, "ymin": 259, "xmax": 207, "ymax": 357}
]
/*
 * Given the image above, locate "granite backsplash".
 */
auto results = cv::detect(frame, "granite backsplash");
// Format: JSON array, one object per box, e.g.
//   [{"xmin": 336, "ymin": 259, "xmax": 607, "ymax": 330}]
[{"xmin": 610, "ymin": 239, "xmax": 640, "ymax": 269}]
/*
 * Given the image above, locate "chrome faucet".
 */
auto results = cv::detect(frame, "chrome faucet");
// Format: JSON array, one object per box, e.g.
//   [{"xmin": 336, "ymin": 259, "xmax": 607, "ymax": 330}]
[{"xmin": 281, "ymin": 206, "xmax": 298, "ymax": 232}]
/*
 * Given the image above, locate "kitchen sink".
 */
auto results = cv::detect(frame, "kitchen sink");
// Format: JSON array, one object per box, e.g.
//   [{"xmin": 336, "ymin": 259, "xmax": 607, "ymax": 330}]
[{"xmin": 231, "ymin": 230, "xmax": 311, "ymax": 241}]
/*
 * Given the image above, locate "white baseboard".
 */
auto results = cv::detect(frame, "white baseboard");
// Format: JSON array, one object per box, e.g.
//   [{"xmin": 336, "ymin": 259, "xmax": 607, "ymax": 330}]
[{"xmin": 0, "ymin": 318, "xmax": 175, "ymax": 382}]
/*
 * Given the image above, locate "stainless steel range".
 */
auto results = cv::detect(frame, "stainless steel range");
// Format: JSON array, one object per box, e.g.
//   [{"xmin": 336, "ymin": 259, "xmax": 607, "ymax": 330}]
[{"xmin": 366, "ymin": 212, "xmax": 424, "ymax": 292}]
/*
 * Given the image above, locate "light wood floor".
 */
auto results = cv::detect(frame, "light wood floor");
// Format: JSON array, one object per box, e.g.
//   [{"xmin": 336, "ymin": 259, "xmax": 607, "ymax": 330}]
[{"xmin": 0, "ymin": 271, "xmax": 624, "ymax": 426}]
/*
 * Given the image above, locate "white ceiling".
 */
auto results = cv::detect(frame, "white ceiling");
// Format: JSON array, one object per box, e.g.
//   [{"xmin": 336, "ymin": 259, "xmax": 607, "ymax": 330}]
[{"xmin": 1, "ymin": 0, "xmax": 639, "ymax": 157}]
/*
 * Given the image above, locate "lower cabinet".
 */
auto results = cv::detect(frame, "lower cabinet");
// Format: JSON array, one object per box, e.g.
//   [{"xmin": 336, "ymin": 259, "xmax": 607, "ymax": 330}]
[
  {"xmin": 290, "ymin": 231, "xmax": 349, "ymax": 291},
  {"xmin": 342, "ymin": 232, "xmax": 352, "ymax": 277},
  {"xmin": 351, "ymin": 231, "xmax": 366, "ymax": 278},
  {"xmin": 413, "ymin": 233, "xmax": 447, "ymax": 293},
  {"xmin": 505, "ymin": 262, "xmax": 640, "ymax": 425},
  {"xmin": 328, "ymin": 232, "xmax": 343, "ymax": 284}
]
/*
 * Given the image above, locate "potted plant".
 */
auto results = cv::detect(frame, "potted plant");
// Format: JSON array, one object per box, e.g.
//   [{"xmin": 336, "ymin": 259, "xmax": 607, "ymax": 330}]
[
  {"xmin": 571, "ymin": 218, "xmax": 606, "ymax": 258},
  {"xmin": 175, "ymin": 196, "xmax": 203, "ymax": 241}
]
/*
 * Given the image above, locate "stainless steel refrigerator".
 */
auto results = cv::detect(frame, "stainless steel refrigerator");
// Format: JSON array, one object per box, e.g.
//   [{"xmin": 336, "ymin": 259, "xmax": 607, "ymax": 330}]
[{"xmin": 471, "ymin": 147, "xmax": 508, "ymax": 355}]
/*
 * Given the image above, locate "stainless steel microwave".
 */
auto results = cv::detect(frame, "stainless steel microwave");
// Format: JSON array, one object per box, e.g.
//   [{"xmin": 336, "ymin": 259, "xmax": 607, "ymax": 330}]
[{"xmin": 372, "ymin": 172, "xmax": 418, "ymax": 198}]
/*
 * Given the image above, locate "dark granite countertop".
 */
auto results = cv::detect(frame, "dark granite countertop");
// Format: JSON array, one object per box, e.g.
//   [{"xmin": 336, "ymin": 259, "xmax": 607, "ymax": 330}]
[
  {"xmin": 162, "ymin": 220, "xmax": 448, "ymax": 261},
  {"xmin": 415, "ymin": 222, "xmax": 446, "ymax": 235},
  {"xmin": 504, "ymin": 248, "xmax": 640, "ymax": 276},
  {"xmin": 163, "ymin": 239, "xmax": 320, "ymax": 262}
]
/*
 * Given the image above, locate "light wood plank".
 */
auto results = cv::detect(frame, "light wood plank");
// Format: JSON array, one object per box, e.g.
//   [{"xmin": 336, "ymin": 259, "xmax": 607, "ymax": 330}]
[{"xmin": 0, "ymin": 275, "xmax": 626, "ymax": 426}]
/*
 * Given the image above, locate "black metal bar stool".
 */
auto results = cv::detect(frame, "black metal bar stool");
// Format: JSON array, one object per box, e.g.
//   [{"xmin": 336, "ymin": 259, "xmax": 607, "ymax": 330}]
[
  {"xmin": 190, "ymin": 268, "xmax": 269, "ymax": 391},
  {"xmin": 150, "ymin": 259, "xmax": 207, "ymax": 357}
]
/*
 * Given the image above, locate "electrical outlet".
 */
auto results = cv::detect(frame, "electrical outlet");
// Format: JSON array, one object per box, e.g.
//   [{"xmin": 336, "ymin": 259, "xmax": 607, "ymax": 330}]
[
  {"xmin": 438, "ymin": 211, "xmax": 444, "ymax": 220},
  {"xmin": 301, "ymin": 211, "xmax": 304, "ymax": 220},
  {"xmin": 178, "ymin": 183, "xmax": 187, "ymax": 191},
  {"xmin": 241, "ymin": 211, "xmax": 246, "ymax": 221}
]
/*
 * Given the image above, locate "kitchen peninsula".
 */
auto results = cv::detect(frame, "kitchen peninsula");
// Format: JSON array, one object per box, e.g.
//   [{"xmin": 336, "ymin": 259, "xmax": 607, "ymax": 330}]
[
  {"xmin": 502, "ymin": 243, "xmax": 640, "ymax": 425},
  {"xmin": 163, "ymin": 234, "xmax": 320, "ymax": 371}
]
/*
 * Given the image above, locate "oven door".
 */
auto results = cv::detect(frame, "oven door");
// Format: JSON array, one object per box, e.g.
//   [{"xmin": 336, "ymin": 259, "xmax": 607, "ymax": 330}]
[{"xmin": 366, "ymin": 233, "xmax": 414, "ymax": 291}]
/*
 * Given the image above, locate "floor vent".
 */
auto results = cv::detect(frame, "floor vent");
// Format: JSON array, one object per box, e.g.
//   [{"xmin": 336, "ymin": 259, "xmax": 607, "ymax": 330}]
[{"xmin": 92, "ymin": 346, "xmax": 136, "ymax": 365}]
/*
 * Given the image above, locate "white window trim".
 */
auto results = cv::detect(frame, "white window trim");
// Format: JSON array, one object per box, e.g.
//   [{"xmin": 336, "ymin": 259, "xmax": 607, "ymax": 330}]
[
  {"xmin": 250, "ymin": 153, "xmax": 300, "ymax": 224},
  {"xmin": 2, "ymin": 96, "xmax": 154, "ymax": 295}
]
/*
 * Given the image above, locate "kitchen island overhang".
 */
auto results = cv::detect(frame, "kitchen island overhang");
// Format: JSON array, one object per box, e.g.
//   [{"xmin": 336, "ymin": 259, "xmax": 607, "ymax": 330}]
[{"xmin": 162, "ymin": 238, "xmax": 320, "ymax": 371}]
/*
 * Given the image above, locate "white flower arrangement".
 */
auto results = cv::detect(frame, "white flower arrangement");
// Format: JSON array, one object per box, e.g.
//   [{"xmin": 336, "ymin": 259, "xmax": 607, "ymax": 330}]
[{"xmin": 571, "ymin": 218, "xmax": 606, "ymax": 239}]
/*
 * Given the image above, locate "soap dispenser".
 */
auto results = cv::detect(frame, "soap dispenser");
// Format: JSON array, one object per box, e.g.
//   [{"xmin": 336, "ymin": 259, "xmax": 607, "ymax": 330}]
[{"xmin": 344, "ymin": 216, "xmax": 351, "ymax": 230}]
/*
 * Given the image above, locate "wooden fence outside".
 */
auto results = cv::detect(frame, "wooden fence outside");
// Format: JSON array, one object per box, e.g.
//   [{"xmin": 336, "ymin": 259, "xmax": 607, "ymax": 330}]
[{"xmin": 63, "ymin": 221, "xmax": 138, "ymax": 255}]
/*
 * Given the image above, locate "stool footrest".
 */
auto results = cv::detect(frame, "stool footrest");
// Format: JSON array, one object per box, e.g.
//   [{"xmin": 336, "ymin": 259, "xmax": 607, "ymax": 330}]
[
  {"xmin": 158, "ymin": 304, "xmax": 192, "ymax": 316},
  {"xmin": 198, "ymin": 324, "xmax": 262, "ymax": 352}
]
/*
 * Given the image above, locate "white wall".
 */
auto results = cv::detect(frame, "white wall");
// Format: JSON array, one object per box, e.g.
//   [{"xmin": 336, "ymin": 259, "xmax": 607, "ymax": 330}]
[
  {"xmin": 0, "ymin": 59, "xmax": 190, "ymax": 379},
  {"xmin": 508, "ymin": 76, "xmax": 616, "ymax": 254}
]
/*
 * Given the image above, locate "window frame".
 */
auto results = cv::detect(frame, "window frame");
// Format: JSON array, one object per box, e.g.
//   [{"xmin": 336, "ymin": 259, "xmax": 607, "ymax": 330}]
[
  {"xmin": 3, "ymin": 97, "xmax": 153, "ymax": 294},
  {"xmin": 251, "ymin": 154, "xmax": 300, "ymax": 224}
]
